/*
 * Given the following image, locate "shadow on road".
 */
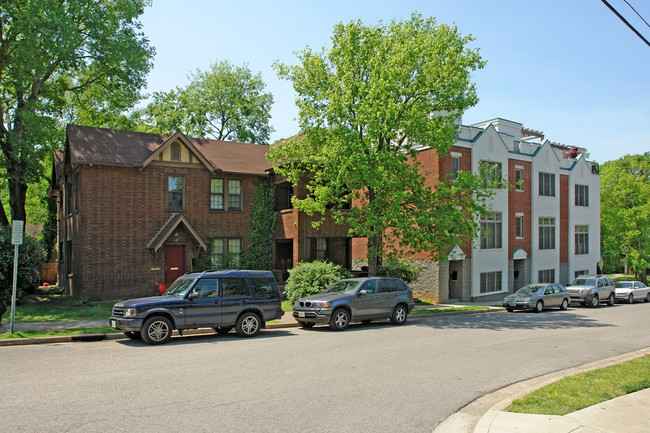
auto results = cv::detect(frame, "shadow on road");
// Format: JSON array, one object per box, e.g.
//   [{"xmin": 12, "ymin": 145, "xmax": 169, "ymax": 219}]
[{"xmin": 115, "ymin": 329, "xmax": 298, "ymax": 347}]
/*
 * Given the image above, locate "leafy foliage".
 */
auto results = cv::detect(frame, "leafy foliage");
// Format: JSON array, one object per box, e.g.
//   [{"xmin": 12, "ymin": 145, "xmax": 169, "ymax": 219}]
[
  {"xmin": 241, "ymin": 179, "xmax": 276, "ymax": 270},
  {"xmin": 136, "ymin": 60, "xmax": 274, "ymax": 143},
  {"xmin": 377, "ymin": 257, "xmax": 421, "ymax": 284},
  {"xmin": 0, "ymin": 226, "xmax": 45, "ymax": 304},
  {"xmin": 269, "ymin": 13, "xmax": 493, "ymax": 274},
  {"xmin": 600, "ymin": 152, "xmax": 650, "ymax": 281},
  {"xmin": 0, "ymin": 0, "xmax": 154, "ymax": 223},
  {"xmin": 283, "ymin": 260, "xmax": 352, "ymax": 304}
]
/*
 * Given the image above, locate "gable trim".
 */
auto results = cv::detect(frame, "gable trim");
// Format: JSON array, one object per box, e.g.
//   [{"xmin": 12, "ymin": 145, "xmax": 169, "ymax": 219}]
[
  {"xmin": 141, "ymin": 130, "xmax": 216, "ymax": 172},
  {"xmin": 147, "ymin": 213, "xmax": 208, "ymax": 253}
]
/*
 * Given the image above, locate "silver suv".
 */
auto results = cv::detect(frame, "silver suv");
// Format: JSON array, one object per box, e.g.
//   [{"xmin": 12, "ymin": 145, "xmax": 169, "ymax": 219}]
[
  {"xmin": 292, "ymin": 277, "xmax": 415, "ymax": 331},
  {"xmin": 566, "ymin": 275, "xmax": 615, "ymax": 307}
]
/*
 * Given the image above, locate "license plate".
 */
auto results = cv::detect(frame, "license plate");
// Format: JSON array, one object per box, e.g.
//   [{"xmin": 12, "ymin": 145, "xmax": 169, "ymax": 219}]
[
  {"xmin": 298, "ymin": 312, "xmax": 305, "ymax": 318},
  {"xmin": 110, "ymin": 319, "xmax": 117, "ymax": 328}
]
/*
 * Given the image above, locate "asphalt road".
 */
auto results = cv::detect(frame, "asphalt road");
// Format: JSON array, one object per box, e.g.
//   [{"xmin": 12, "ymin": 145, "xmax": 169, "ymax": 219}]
[{"xmin": 2, "ymin": 303, "xmax": 650, "ymax": 433}]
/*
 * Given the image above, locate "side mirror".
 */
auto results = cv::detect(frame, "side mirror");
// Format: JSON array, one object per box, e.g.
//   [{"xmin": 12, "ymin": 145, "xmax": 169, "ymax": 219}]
[
  {"xmin": 188, "ymin": 291, "xmax": 199, "ymax": 299},
  {"xmin": 359, "ymin": 289, "xmax": 368, "ymax": 296}
]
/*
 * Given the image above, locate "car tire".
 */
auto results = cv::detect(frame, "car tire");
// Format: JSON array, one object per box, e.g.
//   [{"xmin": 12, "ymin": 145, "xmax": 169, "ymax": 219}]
[
  {"xmin": 298, "ymin": 321, "xmax": 315, "ymax": 329},
  {"xmin": 534, "ymin": 300, "xmax": 544, "ymax": 313},
  {"xmin": 141, "ymin": 316, "xmax": 172, "ymax": 345},
  {"xmin": 390, "ymin": 304, "xmax": 408, "ymax": 325},
  {"xmin": 214, "ymin": 326, "xmax": 232, "ymax": 334},
  {"xmin": 123, "ymin": 331, "xmax": 141, "ymax": 340},
  {"xmin": 329, "ymin": 308, "xmax": 350, "ymax": 331},
  {"xmin": 506, "ymin": 307, "xmax": 514, "ymax": 312},
  {"xmin": 645, "ymin": 293, "xmax": 650, "ymax": 303},
  {"xmin": 235, "ymin": 312, "xmax": 261, "ymax": 338},
  {"xmin": 589, "ymin": 294, "xmax": 599, "ymax": 308},
  {"xmin": 560, "ymin": 298, "xmax": 569, "ymax": 310},
  {"xmin": 607, "ymin": 292, "xmax": 615, "ymax": 306},
  {"xmin": 628, "ymin": 294, "xmax": 634, "ymax": 304}
]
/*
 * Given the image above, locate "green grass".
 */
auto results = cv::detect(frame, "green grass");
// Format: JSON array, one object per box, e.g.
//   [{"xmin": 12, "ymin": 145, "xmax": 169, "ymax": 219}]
[
  {"xmin": 509, "ymin": 355, "xmax": 650, "ymax": 415},
  {"xmin": 6, "ymin": 288, "xmax": 115, "ymax": 322},
  {"xmin": 0, "ymin": 327, "xmax": 121, "ymax": 339},
  {"xmin": 411, "ymin": 306, "xmax": 487, "ymax": 315}
]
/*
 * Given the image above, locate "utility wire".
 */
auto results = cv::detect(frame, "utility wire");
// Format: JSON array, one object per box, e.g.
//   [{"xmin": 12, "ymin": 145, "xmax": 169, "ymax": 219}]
[
  {"xmin": 622, "ymin": 0, "xmax": 650, "ymax": 29},
  {"xmin": 600, "ymin": 0, "xmax": 650, "ymax": 47}
]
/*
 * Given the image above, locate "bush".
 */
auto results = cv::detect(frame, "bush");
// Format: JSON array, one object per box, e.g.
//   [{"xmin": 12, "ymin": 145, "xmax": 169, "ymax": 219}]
[
  {"xmin": 0, "ymin": 226, "xmax": 46, "ymax": 304},
  {"xmin": 283, "ymin": 260, "xmax": 352, "ymax": 304},
  {"xmin": 377, "ymin": 257, "xmax": 421, "ymax": 283}
]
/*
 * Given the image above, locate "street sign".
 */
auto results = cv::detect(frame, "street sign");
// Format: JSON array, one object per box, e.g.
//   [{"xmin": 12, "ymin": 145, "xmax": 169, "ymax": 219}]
[{"xmin": 12, "ymin": 220, "xmax": 24, "ymax": 245}]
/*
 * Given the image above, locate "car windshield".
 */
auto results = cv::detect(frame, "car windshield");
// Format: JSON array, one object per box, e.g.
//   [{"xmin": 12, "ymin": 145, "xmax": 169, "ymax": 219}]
[
  {"xmin": 324, "ymin": 280, "xmax": 361, "ymax": 294},
  {"xmin": 615, "ymin": 282, "xmax": 633, "ymax": 288},
  {"xmin": 515, "ymin": 285, "xmax": 545, "ymax": 295},
  {"xmin": 165, "ymin": 277, "xmax": 197, "ymax": 296},
  {"xmin": 568, "ymin": 278, "xmax": 596, "ymax": 286}
]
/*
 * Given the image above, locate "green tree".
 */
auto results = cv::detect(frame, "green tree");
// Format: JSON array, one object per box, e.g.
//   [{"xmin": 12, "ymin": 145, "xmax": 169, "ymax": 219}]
[
  {"xmin": 601, "ymin": 153, "xmax": 650, "ymax": 282},
  {"xmin": 269, "ymin": 13, "xmax": 494, "ymax": 275},
  {"xmin": 0, "ymin": 0, "xmax": 154, "ymax": 226},
  {"xmin": 137, "ymin": 60, "xmax": 274, "ymax": 143}
]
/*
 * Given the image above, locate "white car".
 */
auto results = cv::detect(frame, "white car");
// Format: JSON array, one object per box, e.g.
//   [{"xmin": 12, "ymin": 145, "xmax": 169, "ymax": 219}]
[{"xmin": 614, "ymin": 281, "xmax": 650, "ymax": 304}]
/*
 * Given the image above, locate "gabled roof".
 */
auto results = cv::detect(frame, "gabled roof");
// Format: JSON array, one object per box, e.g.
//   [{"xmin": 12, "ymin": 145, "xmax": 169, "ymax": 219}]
[
  {"xmin": 147, "ymin": 213, "xmax": 208, "ymax": 253},
  {"xmin": 65, "ymin": 125, "xmax": 271, "ymax": 175}
]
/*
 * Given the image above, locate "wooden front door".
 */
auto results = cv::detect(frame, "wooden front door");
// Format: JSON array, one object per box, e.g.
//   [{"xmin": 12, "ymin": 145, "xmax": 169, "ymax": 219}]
[{"xmin": 165, "ymin": 245, "xmax": 185, "ymax": 285}]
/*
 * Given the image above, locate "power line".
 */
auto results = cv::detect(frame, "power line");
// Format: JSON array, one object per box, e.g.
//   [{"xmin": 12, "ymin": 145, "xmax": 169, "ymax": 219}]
[
  {"xmin": 600, "ymin": 0, "xmax": 650, "ymax": 48},
  {"xmin": 622, "ymin": 0, "xmax": 650, "ymax": 29}
]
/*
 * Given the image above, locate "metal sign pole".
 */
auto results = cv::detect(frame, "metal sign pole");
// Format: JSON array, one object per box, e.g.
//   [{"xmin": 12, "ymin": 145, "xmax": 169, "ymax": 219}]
[{"xmin": 10, "ymin": 220, "xmax": 24, "ymax": 335}]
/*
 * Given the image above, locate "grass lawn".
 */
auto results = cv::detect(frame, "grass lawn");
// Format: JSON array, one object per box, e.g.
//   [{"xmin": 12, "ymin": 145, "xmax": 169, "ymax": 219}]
[
  {"xmin": 411, "ymin": 306, "xmax": 487, "ymax": 314},
  {"xmin": 509, "ymin": 355, "xmax": 650, "ymax": 415},
  {"xmin": 5, "ymin": 287, "xmax": 115, "ymax": 322},
  {"xmin": 0, "ymin": 327, "xmax": 121, "ymax": 339}
]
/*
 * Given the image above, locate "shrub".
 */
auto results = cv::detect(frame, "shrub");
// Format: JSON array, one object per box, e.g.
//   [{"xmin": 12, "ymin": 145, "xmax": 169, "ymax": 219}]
[
  {"xmin": 0, "ymin": 226, "xmax": 46, "ymax": 304},
  {"xmin": 377, "ymin": 257, "xmax": 421, "ymax": 283},
  {"xmin": 284, "ymin": 260, "xmax": 352, "ymax": 304}
]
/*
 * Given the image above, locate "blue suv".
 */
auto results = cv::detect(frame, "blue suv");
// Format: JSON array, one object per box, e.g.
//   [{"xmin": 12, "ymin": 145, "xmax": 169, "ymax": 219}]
[{"xmin": 109, "ymin": 270, "xmax": 283, "ymax": 344}]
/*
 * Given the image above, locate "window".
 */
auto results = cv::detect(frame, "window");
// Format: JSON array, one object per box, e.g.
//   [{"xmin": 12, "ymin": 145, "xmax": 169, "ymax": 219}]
[
  {"xmin": 538, "ymin": 269, "xmax": 555, "ymax": 283},
  {"xmin": 211, "ymin": 238, "xmax": 242, "ymax": 268},
  {"xmin": 575, "ymin": 184, "xmax": 589, "ymax": 207},
  {"xmin": 481, "ymin": 161, "xmax": 502, "ymax": 188},
  {"xmin": 167, "ymin": 175, "xmax": 184, "ymax": 210},
  {"xmin": 480, "ymin": 212, "xmax": 502, "ymax": 249},
  {"xmin": 250, "ymin": 277, "xmax": 277, "ymax": 300},
  {"xmin": 191, "ymin": 278, "xmax": 219, "ymax": 297},
  {"xmin": 220, "ymin": 278, "xmax": 249, "ymax": 297},
  {"xmin": 480, "ymin": 271, "xmax": 502, "ymax": 293},
  {"xmin": 170, "ymin": 142, "xmax": 181, "ymax": 161},
  {"xmin": 316, "ymin": 238, "xmax": 327, "ymax": 259},
  {"xmin": 575, "ymin": 270, "xmax": 588, "ymax": 278},
  {"xmin": 359, "ymin": 280, "xmax": 378, "ymax": 294},
  {"xmin": 210, "ymin": 178, "xmax": 242, "ymax": 211},
  {"xmin": 210, "ymin": 179, "xmax": 224, "ymax": 210},
  {"xmin": 515, "ymin": 215, "xmax": 523, "ymax": 238},
  {"xmin": 228, "ymin": 180, "xmax": 242, "ymax": 211},
  {"xmin": 539, "ymin": 217, "xmax": 555, "ymax": 250},
  {"xmin": 575, "ymin": 225, "xmax": 589, "ymax": 255},
  {"xmin": 515, "ymin": 168, "xmax": 524, "ymax": 191},
  {"xmin": 451, "ymin": 155, "xmax": 461, "ymax": 181},
  {"xmin": 539, "ymin": 172, "xmax": 555, "ymax": 197},
  {"xmin": 276, "ymin": 184, "xmax": 293, "ymax": 210}
]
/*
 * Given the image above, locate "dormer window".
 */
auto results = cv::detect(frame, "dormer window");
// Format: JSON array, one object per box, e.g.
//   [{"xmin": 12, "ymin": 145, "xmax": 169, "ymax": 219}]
[{"xmin": 171, "ymin": 142, "xmax": 181, "ymax": 161}]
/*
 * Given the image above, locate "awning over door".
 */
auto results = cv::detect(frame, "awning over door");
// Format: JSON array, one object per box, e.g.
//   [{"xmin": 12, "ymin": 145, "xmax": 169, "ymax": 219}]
[{"xmin": 147, "ymin": 213, "xmax": 208, "ymax": 253}]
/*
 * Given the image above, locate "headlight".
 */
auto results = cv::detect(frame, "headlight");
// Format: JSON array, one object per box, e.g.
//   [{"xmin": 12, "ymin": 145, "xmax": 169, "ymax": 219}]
[
  {"xmin": 581, "ymin": 289, "xmax": 588, "ymax": 294},
  {"xmin": 124, "ymin": 308, "xmax": 137, "ymax": 318},
  {"xmin": 313, "ymin": 302, "xmax": 331, "ymax": 308}
]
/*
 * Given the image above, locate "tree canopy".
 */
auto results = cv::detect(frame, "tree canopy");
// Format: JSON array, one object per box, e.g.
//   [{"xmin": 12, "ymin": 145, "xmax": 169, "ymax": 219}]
[
  {"xmin": 0, "ymin": 0, "xmax": 154, "ymax": 225},
  {"xmin": 600, "ymin": 152, "xmax": 650, "ymax": 281},
  {"xmin": 136, "ymin": 60, "xmax": 274, "ymax": 144},
  {"xmin": 269, "ymin": 13, "xmax": 494, "ymax": 274}
]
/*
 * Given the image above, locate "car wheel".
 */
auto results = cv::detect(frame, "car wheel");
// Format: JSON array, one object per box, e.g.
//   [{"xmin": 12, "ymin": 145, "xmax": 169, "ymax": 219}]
[
  {"xmin": 123, "ymin": 331, "xmax": 141, "ymax": 340},
  {"xmin": 298, "ymin": 321, "xmax": 315, "ymax": 329},
  {"xmin": 628, "ymin": 294, "xmax": 634, "ymax": 304},
  {"xmin": 213, "ymin": 326, "xmax": 232, "ymax": 334},
  {"xmin": 235, "ymin": 312, "xmax": 261, "ymax": 338},
  {"xmin": 390, "ymin": 304, "xmax": 408, "ymax": 325},
  {"xmin": 329, "ymin": 308, "xmax": 350, "ymax": 331},
  {"xmin": 645, "ymin": 293, "xmax": 650, "ymax": 303},
  {"xmin": 607, "ymin": 292, "xmax": 615, "ymax": 306},
  {"xmin": 560, "ymin": 298, "xmax": 569, "ymax": 310},
  {"xmin": 589, "ymin": 294, "xmax": 599, "ymax": 308},
  {"xmin": 534, "ymin": 300, "xmax": 544, "ymax": 313},
  {"xmin": 506, "ymin": 307, "xmax": 514, "ymax": 312},
  {"xmin": 141, "ymin": 316, "xmax": 172, "ymax": 345}
]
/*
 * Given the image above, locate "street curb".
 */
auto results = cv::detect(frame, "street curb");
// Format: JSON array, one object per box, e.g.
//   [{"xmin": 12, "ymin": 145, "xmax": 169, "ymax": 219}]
[
  {"xmin": 432, "ymin": 347, "xmax": 650, "ymax": 433},
  {"xmin": 0, "ymin": 306, "xmax": 501, "ymax": 347}
]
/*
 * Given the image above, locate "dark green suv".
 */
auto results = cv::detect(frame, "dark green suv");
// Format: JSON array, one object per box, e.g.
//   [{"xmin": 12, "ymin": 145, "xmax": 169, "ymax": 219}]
[{"xmin": 109, "ymin": 270, "xmax": 283, "ymax": 344}]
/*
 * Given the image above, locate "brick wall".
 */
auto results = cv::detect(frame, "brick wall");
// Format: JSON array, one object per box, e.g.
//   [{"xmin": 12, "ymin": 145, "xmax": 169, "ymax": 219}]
[{"xmin": 508, "ymin": 159, "xmax": 532, "ymax": 256}]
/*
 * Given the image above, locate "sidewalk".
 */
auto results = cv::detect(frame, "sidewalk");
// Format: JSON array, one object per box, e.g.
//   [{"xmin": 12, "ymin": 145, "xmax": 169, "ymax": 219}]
[{"xmin": 434, "ymin": 347, "xmax": 650, "ymax": 433}]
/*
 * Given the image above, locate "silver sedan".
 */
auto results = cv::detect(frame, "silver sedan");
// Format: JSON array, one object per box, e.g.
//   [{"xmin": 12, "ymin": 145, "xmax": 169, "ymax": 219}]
[
  {"xmin": 614, "ymin": 281, "xmax": 650, "ymax": 304},
  {"xmin": 503, "ymin": 283, "xmax": 571, "ymax": 312}
]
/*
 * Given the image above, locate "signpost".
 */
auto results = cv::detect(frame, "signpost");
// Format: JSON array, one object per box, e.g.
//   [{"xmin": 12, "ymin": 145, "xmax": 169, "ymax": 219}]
[{"xmin": 10, "ymin": 220, "xmax": 24, "ymax": 335}]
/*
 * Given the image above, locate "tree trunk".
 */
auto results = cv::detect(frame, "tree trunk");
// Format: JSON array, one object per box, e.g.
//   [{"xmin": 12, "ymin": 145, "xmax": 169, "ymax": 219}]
[
  {"xmin": 367, "ymin": 233, "xmax": 383, "ymax": 277},
  {"xmin": 8, "ymin": 177, "xmax": 28, "ymax": 229},
  {"xmin": 0, "ymin": 196, "xmax": 8, "ymax": 226}
]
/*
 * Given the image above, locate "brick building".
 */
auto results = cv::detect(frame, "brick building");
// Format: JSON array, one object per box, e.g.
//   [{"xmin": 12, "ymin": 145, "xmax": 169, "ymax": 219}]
[
  {"xmin": 51, "ymin": 125, "xmax": 350, "ymax": 300},
  {"xmin": 352, "ymin": 117, "xmax": 601, "ymax": 303}
]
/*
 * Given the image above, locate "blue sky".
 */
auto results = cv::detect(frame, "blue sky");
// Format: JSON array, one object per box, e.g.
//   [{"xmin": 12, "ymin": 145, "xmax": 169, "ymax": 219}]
[{"xmin": 139, "ymin": 0, "xmax": 649, "ymax": 164}]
